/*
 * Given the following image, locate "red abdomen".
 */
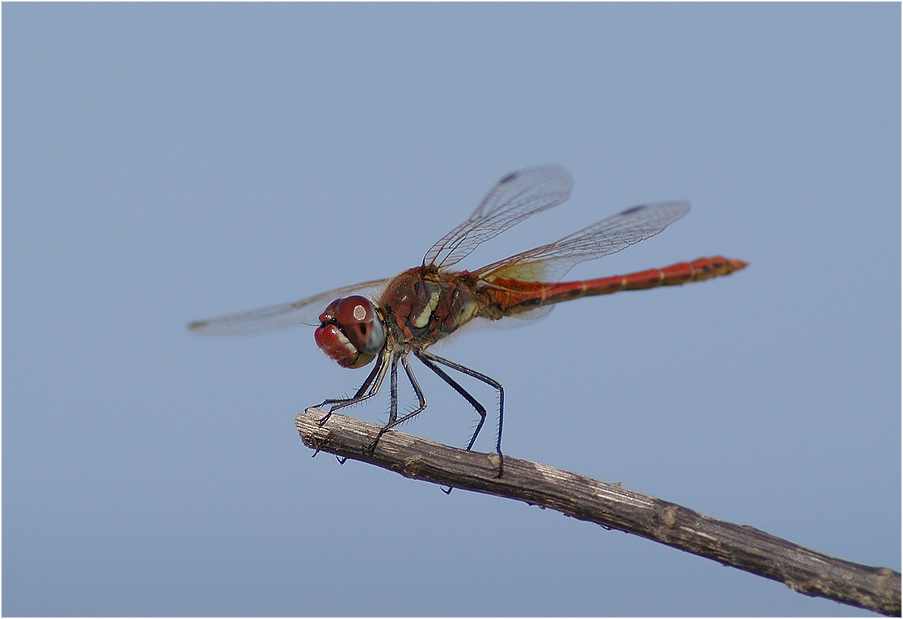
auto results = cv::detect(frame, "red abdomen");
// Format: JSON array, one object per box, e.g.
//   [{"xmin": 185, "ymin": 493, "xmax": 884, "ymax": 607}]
[{"xmin": 485, "ymin": 256, "xmax": 748, "ymax": 315}]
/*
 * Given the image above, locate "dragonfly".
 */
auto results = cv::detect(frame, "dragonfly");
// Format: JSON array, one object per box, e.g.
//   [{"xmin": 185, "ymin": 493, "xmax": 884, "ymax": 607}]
[{"xmin": 189, "ymin": 165, "xmax": 747, "ymax": 475}]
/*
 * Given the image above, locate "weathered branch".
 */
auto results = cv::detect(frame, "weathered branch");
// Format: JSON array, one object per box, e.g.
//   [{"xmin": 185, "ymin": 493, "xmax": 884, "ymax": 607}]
[{"xmin": 297, "ymin": 409, "xmax": 900, "ymax": 616}]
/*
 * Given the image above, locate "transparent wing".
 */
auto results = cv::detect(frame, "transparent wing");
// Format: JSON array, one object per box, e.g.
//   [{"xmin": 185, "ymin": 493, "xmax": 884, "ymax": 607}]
[
  {"xmin": 475, "ymin": 201, "xmax": 691, "ymax": 283},
  {"xmin": 423, "ymin": 165, "xmax": 575, "ymax": 269},
  {"xmin": 187, "ymin": 277, "xmax": 392, "ymax": 336}
]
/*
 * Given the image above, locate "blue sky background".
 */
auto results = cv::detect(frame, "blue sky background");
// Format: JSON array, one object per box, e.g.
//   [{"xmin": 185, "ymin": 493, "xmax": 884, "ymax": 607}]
[{"xmin": 4, "ymin": 3, "xmax": 900, "ymax": 616}]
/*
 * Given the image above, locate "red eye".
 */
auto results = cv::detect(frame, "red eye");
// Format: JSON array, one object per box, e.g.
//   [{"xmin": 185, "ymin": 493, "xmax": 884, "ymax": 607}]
[{"xmin": 315, "ymin": 296, "xmax": 385, "ymax": 368}]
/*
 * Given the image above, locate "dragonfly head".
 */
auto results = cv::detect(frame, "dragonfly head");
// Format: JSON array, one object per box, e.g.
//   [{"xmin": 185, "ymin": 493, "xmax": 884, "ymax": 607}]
[{"xmin": 315, "ymin": 296, "xmax": 385, "ymax": 369}]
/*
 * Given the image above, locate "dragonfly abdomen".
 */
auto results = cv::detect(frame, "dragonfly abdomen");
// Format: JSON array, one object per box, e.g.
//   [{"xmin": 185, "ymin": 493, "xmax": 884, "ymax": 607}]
[{"xmin": 489, "ymin": 256, "xmax": 748, "ymax": 314}]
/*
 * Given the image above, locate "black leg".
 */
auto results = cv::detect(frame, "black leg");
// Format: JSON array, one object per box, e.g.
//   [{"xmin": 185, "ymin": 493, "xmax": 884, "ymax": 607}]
[
  {"xmin": 312, "ymin": 347, "xmax": 390, "ymax": 426},
  {"xmin": 416, "ymin": 355, "xmax": 486, "ymax": 451},
  {"xmin": 388, "ymin": 353, "xmax": 400, "ymax": 426},
  {"xmin": 369, "ymin": 355, "xmax": 427, "ymax": 453},
  {"xmin": 416, "ymin": 351, "xmax": 505, "ymax": 478}
]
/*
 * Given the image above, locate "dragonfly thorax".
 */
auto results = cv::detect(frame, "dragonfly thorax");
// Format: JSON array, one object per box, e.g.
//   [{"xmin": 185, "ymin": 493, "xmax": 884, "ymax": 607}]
[{"xmin": 314, "ymin": 296, "xmax": 386, "ymax": 369}]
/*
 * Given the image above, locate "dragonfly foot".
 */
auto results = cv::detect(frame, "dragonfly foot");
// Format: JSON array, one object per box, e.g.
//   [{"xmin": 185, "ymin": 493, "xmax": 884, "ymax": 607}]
[{"xmin": 367, "ymin": 428, "xmax": 389, "ymax": 455}]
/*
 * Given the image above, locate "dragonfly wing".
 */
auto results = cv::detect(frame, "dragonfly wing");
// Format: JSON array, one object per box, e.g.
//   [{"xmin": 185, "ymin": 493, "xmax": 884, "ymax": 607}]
[
  {"xmin": 477, "ymin": 201, "xmax": 691, "ymax": 283},
  {"xmin": 187, "ymin": 277, "xmax": 392, "ymax": 336},
  {"xmin": 423, "ymin": 165, "xmax": 575, "ymax": 269}
]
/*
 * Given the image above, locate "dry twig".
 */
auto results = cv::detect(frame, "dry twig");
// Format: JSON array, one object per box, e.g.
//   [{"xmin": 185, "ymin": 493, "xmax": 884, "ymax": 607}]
[{"xmin": 297, "ymin": 408, "xmax": 900, "ymax": 616}]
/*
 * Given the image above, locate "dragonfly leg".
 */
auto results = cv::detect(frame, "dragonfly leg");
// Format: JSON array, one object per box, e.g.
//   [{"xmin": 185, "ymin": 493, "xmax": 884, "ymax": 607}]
[
  {"xmin": 388, "ymin": 353, "xmax": 400, "ymax": 426},
  {"xmin": 369, "ymin": 354, "xmax": 426, "ymax": 453},
  {"xmin": 416, "ymin": 351, "xmax": 505, "ymax": 478},
  {"xmin": 312, "ymin": 346, "xmax": 390, "ymax": 426}
]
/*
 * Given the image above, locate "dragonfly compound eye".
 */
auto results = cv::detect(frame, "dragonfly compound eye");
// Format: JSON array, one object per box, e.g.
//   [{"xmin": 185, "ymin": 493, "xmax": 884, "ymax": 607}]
[{"xmin": 314, "ymin": 296, "xmax": 385, "ymax": 369}]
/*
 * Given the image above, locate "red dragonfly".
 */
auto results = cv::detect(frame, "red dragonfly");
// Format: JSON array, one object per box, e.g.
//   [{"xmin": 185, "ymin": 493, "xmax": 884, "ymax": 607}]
[{"xmin": 189, "ymin": 165, "xmax": 747, "ymax": 473}]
